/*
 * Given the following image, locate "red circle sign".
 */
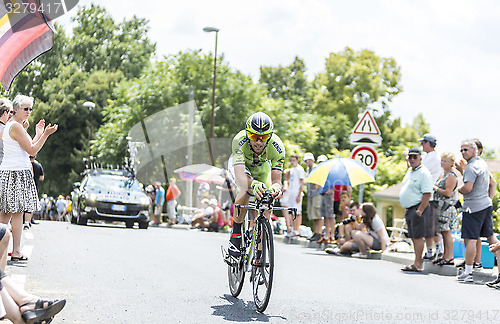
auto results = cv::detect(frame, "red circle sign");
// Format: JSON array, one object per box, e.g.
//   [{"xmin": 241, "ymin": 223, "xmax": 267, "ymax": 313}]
[{"xmin": 351, "ymin": 146, "xmax": 378, "ymax": 170}]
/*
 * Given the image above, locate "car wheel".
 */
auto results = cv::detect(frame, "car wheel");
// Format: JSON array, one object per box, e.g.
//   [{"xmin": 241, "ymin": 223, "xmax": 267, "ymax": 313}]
[
  {"xmin": 76, "ymin": 203, "xmax": 87, "ymax": 226},
  {"xmin": 138, "ymin": 221, "xmax": 149, "ymax": 229},
  {"xmin": 125, "ymin": 220, "xmax": 134, "ymax": 229}
]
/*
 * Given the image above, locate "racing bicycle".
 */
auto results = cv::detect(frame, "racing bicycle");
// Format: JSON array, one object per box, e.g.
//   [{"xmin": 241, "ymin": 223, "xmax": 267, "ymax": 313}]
[{"xmin": 222, "ymin": 192, "xmax": 297, "ymax": 312}]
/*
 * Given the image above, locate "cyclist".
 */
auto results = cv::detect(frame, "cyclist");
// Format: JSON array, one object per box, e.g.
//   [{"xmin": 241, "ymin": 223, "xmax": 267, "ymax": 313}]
[{"xmin": 227, "ymin": 112, "xmax": 285, "ymax": 260}]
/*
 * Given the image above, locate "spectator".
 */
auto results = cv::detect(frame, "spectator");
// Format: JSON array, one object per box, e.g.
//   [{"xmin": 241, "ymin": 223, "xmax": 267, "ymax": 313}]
[
  {"xmin": 304, "ymin": 153, "xmax": 322, "ymax": 242},
  {"xmin": 197, "ymin": 181, "xmax": 210, "ymax": 207},
  {"xmin": 328, "ymin": 201, "xmax": 366, "ymax": 255},
  {"xmin": 0, "ymin": 99, "xmax": 12, "ymax": 231},
  {"xmin": 285, "ymin": 154, "xmax": 305, "ymax": 238},
  {"xmin": 333, "ymin": 184, "xmax": 351, "ymax": 223},
  {"xmin": 151, "ymin": 181, "xmax": 165, "ymax": 227},
  {"xmin": 280, "ymin": 169, "xmax": 291, "ymax": 235},
  {"xmin": 190, "ymin": 198, "xmax": 214, "ymax": 229},
  {"xmin": 207, "ymin": 198, "xmax": 223, "ymax": 232},
  {"xmin": 166, "ymin": 178, "xmax": 181, "ymax": 226},
  {"xmin": 61, "ymin": 195, "xmax": 72, "ymax": 222},
  {"xmin": 0, "ymin": 223, "xmax": 66, "ymax": 323},
  {"xmin": 39, "ymin": 194, "xmax": 48, "ymax": 221},
  {"xmin": 28, "ymin": 155, "xmax": 44, "ymax": 224},
  {"xmin": 0, "ymin": 94, "xmax": 57, "ymax": 262},
  {"xmin": 351, "ymin": 203, "xmax": 390, "ymax": 258},
  {"xmin": 399, "ymin": 147, "xmax": 434, "ymax": 272},
  {"xmin": 419, "ymin": 134, "xmax": 442, "ymax": 261},
  {"xmin": 337, "ymin": 201, "xmax": 363, "ymax": 248},
  {"xmin": 145, "ymin": 185, "xmax": 155, "ymax": 222},
  {"xmin": 456, "ymin": 140, "xmax": 500, "ymax": 284},
  {"xmin": 454, "ymin": 138, "xmax": 495, "ymax": 270},
  {"xmin": 432, "ymin": 152, "xmax": 459, "ymax": 266},
  {"xmin": 47, "ymin": 196, "xmax": 57, "ymax": 221},
  {"xmin": 316, "ymin": 154, "xmax": 334, "ymax": 244},
  {"xmin": 55, "ymin": 195, "xmax": 66, "ymax": 221}
]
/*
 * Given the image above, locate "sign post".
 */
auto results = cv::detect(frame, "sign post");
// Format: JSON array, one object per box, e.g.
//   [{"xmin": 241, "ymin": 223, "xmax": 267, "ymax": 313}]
[{"xmin": 349, "ymin": 110, "xmax": 381, "ymax": 203}]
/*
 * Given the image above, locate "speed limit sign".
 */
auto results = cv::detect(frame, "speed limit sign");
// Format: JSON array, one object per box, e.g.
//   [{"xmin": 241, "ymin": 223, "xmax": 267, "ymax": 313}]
[{"xmin": 351, "ymin": 145, "xmax": 378, "ymax": 170}]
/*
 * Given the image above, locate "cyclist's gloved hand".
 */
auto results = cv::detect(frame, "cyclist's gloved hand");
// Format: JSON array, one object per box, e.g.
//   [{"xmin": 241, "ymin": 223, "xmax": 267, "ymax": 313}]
[
  {"xmin": 251, "ymin": 180, "xmax": 266, "ymax": 200},
  {"xmin": 268, "ymin": 183, "xmax": 282, "ymax": 198}
]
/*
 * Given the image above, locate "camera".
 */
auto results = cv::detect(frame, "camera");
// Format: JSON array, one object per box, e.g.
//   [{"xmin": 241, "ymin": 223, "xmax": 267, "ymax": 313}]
[{"xmin": 342, "ymin": 215, "xmax": 356, "ymax": 225}]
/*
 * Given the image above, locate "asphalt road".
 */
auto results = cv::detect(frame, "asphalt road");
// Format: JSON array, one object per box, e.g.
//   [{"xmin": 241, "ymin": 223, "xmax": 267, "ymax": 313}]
[{"xmin": 11, "ymin": 221, "xmax": 500, "ymax": 323}]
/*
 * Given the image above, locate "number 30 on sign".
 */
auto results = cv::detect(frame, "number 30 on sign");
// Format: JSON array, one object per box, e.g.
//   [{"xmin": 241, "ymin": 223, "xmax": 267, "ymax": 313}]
[{"xmin": 350, "ymin": 146, "xmax": 378, "ymax": 170}]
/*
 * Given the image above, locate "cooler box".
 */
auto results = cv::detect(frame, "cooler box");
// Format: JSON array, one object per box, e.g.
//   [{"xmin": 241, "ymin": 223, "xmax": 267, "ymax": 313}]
[
  {"xmin": 453, "ymin": 236, "xmax": 495, "ymax": 269},
  {"xmin": 481, "ymin": 241, "xmax": 495, "ymax": 269}
]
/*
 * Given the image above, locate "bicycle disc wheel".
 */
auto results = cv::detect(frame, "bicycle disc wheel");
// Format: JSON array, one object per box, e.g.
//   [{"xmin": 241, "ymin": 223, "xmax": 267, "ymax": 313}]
[
  {"xmin": 252, "ymin": 219, "xmax": 274, "ymax": 312},
  {"xmin": 228, "ymin": 257, "xmax": 245, "ymax": 297}
]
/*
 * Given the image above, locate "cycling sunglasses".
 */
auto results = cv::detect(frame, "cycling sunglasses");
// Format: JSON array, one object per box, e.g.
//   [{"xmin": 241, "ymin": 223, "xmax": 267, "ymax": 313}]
[{"xmin": 246, "ymin": 131, "xmax": 271, "ymax": 142}]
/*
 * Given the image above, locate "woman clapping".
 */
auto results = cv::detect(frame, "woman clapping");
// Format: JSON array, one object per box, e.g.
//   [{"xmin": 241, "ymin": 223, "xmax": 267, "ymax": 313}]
[{"xmin": 0, "ymin": 95, "xmax": 57, "ymax": 261}]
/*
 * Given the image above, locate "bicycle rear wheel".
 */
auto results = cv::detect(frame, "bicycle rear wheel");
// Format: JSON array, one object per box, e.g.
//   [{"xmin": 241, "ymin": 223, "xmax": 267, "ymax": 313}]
[
  {"xmin": 252, "ymin": 218, "xmax": 274, "ymax": 312},
  {"xmin": 228, "ymin": 257, "xmax": 245, "ymax": 297}
]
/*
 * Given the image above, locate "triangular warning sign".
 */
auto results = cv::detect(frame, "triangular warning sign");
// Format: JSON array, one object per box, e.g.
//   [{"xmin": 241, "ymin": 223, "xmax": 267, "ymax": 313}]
[{"xmin": 352, "ymin": 110, "xmax": 381, "ymax": 136}]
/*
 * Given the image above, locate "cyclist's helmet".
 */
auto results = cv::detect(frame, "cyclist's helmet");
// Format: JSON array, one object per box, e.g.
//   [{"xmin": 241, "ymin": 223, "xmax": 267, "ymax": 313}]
[{"xmin": 246, "ymin": 112, "xmax": 274, "ymax": 136}]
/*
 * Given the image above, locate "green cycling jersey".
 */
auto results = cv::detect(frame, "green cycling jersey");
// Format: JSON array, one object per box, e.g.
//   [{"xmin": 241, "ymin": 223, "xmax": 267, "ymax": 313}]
[{"xmin": 231, "ymin": 130, "xmax": 285, "ymax": 187}]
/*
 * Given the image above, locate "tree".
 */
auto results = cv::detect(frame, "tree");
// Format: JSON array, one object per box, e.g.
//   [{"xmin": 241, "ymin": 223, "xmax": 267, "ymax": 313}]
[
  {"xmin": 67, "ymin": 4, "xmax": 156, "ymax": 79},
  {"xmin": 93, "ymin": 50, "xmax": 263, "ymax": 169},
  {"xmin": 312, "ymin": 47, "xmax": 403, "ymax": 150}
]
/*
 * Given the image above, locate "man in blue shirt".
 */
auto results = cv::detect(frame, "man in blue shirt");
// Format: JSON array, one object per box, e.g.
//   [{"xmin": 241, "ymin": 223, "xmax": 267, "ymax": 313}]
[
  {"xmin": 152, "ymin": 182, "xmax": 165, "ymax": 226},
  {"xmin": 400, "ymin": 148, "xmax": 433, "ymax": 272}
]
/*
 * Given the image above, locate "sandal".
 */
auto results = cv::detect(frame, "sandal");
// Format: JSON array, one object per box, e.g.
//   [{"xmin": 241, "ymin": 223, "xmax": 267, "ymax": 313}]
[
  {"xmin": 401, "ymin": 264, "xmax": 422, "ymax": 272},
  {"xmin": 432, "ymin": 258, "xmax": 443, "ymax": 264},
  {"xmin": 11, "ymin": 255, "xmax": 28, "ymax": 261},
  {"xmin": 437, "ymin": 258, "xmax": 454, "ymax": 266},
  {"xmin": 20, "ymin": 299, "xmax": 66, "ymax": 324}
]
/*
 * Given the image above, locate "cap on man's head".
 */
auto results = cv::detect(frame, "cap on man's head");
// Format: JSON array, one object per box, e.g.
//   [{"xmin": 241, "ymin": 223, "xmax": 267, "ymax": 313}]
[
  {"xmin": 408, "ymin": 147, "xmax": 422, "ymax": 155},
  {"xmin": 303, "ymin": 152, "xmax": 314, "ymax": 161},
  {"xmin": 209, "ymin": 198, "xmax": 218, "ymax": 206},
  {"xmin": 418, "ymin": 134, "xmax": 437, "ymax": 144},
  {"xmin": 317, "ymin": 154, "xmax": 328, "ymax": 163}
]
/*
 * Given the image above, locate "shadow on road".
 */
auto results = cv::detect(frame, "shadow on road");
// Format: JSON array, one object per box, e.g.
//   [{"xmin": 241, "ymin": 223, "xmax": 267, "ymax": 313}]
[{"xmin": 211, "ymin": 294, "xmax": 287, "ymax": 322}]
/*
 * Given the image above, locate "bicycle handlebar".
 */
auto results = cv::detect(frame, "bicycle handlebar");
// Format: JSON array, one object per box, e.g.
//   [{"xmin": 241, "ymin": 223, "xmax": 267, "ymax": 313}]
[{"xmin": 235, "ymin": 191, "xmax": 298, "ymax": 220}]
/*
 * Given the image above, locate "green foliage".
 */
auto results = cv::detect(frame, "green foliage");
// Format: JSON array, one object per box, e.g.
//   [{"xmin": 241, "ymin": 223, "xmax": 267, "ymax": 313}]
[{"xmin": 492, "ymin": 172, "xmax": 500, "ymax": 233}]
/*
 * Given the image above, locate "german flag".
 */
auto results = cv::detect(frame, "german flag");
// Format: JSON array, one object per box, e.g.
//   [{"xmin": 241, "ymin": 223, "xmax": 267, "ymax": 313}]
[{"xmin": 0, "ymin": 0, "xmax": 55, "ymax": 91}]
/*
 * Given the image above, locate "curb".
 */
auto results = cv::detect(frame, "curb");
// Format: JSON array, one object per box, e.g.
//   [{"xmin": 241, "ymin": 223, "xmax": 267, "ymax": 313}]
[
  {"xmin": 275, "ymin": 234, "xmax": 498, "ymax": 281},
  {"xmin": 160, "ymin": 224, "xmax": 499, "ymax": 282}
]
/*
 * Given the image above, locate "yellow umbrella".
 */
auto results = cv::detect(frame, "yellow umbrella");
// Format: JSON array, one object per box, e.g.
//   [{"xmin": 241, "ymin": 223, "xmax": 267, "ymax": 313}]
[{"xmin": 306, "ymin": 157, "xmax": 375, "ymax": 187}]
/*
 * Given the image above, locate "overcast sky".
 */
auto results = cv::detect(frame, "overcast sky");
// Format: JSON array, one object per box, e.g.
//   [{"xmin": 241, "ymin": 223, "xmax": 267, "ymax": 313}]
[{"xmin": 57, "ymin": 0, "xmax": 500, "ymax": 158}]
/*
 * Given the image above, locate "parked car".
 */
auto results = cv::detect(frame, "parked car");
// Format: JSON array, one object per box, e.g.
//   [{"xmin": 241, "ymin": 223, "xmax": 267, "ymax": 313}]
[{"xmin": 71, "ymin": 168, "xmax": 150, "ymax": 229}]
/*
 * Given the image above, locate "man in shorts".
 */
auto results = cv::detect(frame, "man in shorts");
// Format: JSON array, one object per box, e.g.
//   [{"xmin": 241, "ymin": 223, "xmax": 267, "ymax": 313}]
[
  {"xmin": 227, "ymin": 112, "xmax": 285, "ymax": 260},
  {"xmin": 456, "ymin": 140, "xmax": 500, "ymax": 284},
  {"xmin": 304, "ymin": 153, "xmax": 322, "ymax": 242},
  {"xmin": 399, "ymin": 148, "xmax": 433, "ymax": 272}
]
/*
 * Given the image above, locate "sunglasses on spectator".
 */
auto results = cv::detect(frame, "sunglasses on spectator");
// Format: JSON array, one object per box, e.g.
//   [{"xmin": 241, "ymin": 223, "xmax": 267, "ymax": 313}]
[
  {"xmin": 408, "ymin": 155, "xmax": 420, "ymax": 159},
  {"xmin": 460, "ymin": 148, "xmax": 469, "ymax": 152},
  {"xmin": 247, "ymin": 131, "xmax": 271, "ymax": 142},
  {"xmin": 23, "ymin": 107, "xmax": 33, "ymax": 112}
]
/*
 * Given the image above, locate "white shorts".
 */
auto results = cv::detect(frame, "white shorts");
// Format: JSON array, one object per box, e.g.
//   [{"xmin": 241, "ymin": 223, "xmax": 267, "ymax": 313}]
[{"xmin": 286, "ymin": 193, "xmax": 302, "ymax": 214}]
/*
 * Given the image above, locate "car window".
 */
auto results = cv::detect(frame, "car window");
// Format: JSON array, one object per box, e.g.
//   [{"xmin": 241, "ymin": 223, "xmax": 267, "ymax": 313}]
[{"xmin": 86, "ymin": 175, "xmax": 143, "ymax": 192}]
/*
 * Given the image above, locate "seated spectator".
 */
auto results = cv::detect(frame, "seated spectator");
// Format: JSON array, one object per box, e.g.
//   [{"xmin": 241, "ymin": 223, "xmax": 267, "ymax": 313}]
[
  {"xmin": 190, "ymin": 199, "xmax": 214, "ymax": 229},
  {"xmin": 337, "ymin": 201, "xmax": 364, "ymax": 248},
  {"xmin": 207, "ymin": 199, "xmax": 224, "ymax": 232},
  {"xmin": 0, "ymin": 223, "xmax": 65, "ymax": 323},
  {"xmin": 351, "ymin": 203, "xmax": 390, "ymax": 258}
]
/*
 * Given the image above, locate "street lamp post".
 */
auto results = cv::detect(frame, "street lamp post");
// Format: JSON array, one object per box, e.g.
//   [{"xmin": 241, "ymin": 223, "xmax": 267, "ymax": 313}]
[
  {"xmin": 203, "ymin": 26, "xmax": 219, "ymax": 166},
  {"xmin": 83, "ymin": 101, "xmax": 95, "ymax": 159}
]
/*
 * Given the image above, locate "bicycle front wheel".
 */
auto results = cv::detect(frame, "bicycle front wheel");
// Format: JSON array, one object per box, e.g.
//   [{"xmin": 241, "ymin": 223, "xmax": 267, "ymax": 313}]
[
  {"xmin": 252, "ymin": 218, "xmax": 274, "ymax": 312},
  {"xmin": 228, "ymin": 257, "xmax": 245, "ymax": 297}
]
